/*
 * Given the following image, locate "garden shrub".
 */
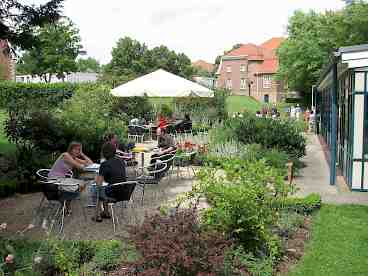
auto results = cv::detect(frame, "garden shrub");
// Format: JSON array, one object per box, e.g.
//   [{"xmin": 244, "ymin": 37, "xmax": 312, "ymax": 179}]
[
  {"xmin": 112, "ymin": 95, "xmax": 154, "ymax": 122},
  {"xmin": 224, "ymin": 246, "xmax": 274, "ymax": 276},
  {"xmin": 275, "ymin": 211, "xmax": 306, "ymax": 238},
  {"xmin": 233, "ymin": 112, "xmax": 306, "ymax": 159},
  {"xmin": 173, "ymin": 89, "xmax": 229, "ymax": 122},
  {"xmin": 0, "ymin": 238, "xmax": 126, "ymax": 275},
  {"xmin": 0, "ymin": 82, "xmax": 76, "ymax": 111},
  {"xmin": 56, "ymin": 84, "xmax": 127, "ymax": 159},
  {"xmin": 273, "ymin": 193, "xmax": 322, "ymax": 214},
  {"xmin": 125, "ymin": 207, "xmax": 233, "ymax": 275},
  {"xmin": 91, "ymin": 240, "xmax": 123, "ymax": 271},
  {"xmin": 160, "ymin": 103, "xmax": 173, "ymax": 118},
  {"xmin": 196, "ymin": 159, "xmax": 291, "ymax": 258}
]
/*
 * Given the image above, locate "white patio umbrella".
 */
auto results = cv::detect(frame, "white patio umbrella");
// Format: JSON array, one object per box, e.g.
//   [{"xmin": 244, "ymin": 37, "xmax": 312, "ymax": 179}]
[{"xmin": 111, "ymin": 69, "xmax": 214, "ymax": 97}]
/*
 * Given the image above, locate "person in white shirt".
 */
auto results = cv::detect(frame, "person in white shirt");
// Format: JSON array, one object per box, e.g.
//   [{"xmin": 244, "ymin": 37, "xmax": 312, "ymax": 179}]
[
  {"xmin": 290, "ymin": 106, "xmax": 296, "ymax": 119},
  {"xmin": 295, "ymin": 104, "xmax": 302, "ymax": 120}
]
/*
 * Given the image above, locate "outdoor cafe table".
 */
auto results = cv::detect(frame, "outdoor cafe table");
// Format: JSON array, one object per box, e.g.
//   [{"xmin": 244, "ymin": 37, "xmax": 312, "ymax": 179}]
[{"xmin": 132, "ymin": 144, "xmax": 152, "ymax": 169}]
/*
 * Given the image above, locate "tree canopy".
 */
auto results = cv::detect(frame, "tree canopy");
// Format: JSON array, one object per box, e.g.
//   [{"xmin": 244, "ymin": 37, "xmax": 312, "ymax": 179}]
[
  {"xmin": 101, "ymin": 37, "xmax": 195, "ymax": 87},
  {"xmin": 17, "ymin": 19, "xmax": 82, "ymax": 82},
  {"xmin": 277, "ymin": 1, "xmax": 368, "ymax": 98},
  {"xmin": 0, "ymin": 0, "xmax": 64, "ymax": 50},
  {"xmin": 77, "ymin": 57, "xmax": 101, "ymax": 73}
]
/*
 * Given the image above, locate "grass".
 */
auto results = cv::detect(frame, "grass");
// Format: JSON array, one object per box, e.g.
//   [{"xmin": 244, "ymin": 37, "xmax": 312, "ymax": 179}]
[
  {"xmin": 149, "ymin": 96, "xmax": 262, "ymax": 115},
  {"xmin": 226, "ymin": 95, "xmax": 261, "ymax": 114},
  {"xmin": 290, "ymin": 204, "xmax": 368, "ymax": 276},
  {"xmin": 0, "ymin": 110, "xmax": 15, "ymax": 155}
]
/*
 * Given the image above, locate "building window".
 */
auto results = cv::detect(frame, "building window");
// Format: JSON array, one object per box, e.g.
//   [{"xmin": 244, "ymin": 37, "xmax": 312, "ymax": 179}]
[
  {"xmin": 240, "ymin": 64, "xmax": 246, "ymax": 72},
  {"xmin": 264, "ymin": 94, "xmax": 269, "ymax": 103},
  {"xmin": 240, "ymin": 78, "xmax": 246, "ymax": 90},
  {"xmin": 226, "ymin": 66, "xmax": 232, "ymax": 73},
  {"xmin": 226, "ymin": 79, "xmax": 232, "ymax": 89},
  {"xmin": 263, "ymin": 75, "xmax": 272, "ymax": 88}
]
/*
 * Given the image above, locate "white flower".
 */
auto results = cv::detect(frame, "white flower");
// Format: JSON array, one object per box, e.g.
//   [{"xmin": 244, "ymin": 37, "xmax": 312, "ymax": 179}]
[
  {"xmin": 0, "ymin": 223, "xmax": 7, "ymax": 230},
  {"xmin": 34, "ymin": 256, "xmax": 42, "ymax": 264}
]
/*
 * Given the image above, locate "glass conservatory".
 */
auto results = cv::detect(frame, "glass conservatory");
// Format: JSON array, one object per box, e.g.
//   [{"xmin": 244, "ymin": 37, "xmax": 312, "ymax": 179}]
[{"xmin": 318, "ymin": 44, "xmax": 368, "ymax": 191}]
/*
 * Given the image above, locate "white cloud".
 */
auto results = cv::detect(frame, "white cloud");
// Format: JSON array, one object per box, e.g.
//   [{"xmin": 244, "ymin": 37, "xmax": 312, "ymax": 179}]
[{"xmin": 61, "ymin": 0, "xmax": 345, "ymax": 64}]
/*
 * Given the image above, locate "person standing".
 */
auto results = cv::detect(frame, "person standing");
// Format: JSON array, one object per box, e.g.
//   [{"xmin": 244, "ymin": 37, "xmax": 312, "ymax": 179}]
[{"xmin": 295, "ymin": 104, "xmax": 302, "ymax": 120}]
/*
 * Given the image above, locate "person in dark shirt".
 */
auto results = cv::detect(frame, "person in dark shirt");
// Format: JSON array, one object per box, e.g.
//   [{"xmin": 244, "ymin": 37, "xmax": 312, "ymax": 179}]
[
  {"xmin": 150, "ymin": 128, "xmax": 176, "ymax": 167},
  {"xmin": 93, "ymin": 142, "xmax": 126, "ymax": 222}
]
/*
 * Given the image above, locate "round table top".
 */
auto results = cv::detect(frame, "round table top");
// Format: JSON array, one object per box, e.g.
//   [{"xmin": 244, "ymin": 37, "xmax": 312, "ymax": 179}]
[{"xmin": 132, "ymin": 146, "xmax": 150, "ymax": 153}]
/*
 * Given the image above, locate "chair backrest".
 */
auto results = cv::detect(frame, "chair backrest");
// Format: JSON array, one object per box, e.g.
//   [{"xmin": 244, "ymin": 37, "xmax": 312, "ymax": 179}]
[
  {"xmin": 128, "ymin": 125, "xmax": 136, "ymax": 135},
  {"xmin": 106, "ymin": 181, "xmax": 137, "ymax": 202},
  {"xmin": 36, "ymin": 169, "xmax": 51, "ymax": 180},
  {"xmin": 39, "ymin": 180, "xmax": 60, "ymax": 201},
  {"xmin": 36, "ymin": 168, "xmax": 73, "ymax": 179},
  {"xmin": 156, "ymin": 154, "xmax": 175, "ymax": 176},
  {"xmin": 134, "ymin": 125, "xmax": 146, "ymax": 135}
]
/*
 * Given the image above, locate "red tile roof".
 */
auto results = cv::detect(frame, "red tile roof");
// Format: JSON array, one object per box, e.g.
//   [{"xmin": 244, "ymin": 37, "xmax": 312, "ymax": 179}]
[
  {"xmin": 260, "ymin": 37, "xmax": 285, "ymax": 51},
  {"xmin": 220, "ymin": 37, "xmax": 285, "ymax": 74},
  {"xmin": 192, "ymin": 60, "xmax": 215, "ymax": 73},
  {"xmin": 225, "ymin": 43, "xmax": 264, "ymax": 60},
  {"xmin": 256, "ymin": 59, "xmax": 279, "ymax": 74}
]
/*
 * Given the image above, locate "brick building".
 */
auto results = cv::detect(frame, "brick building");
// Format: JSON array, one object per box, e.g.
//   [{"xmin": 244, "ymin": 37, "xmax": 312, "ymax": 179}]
[
  {"xmin": 216, "ymin": 37, "xmax": 285, "ymax": 103},
  {"xmin": 0, "ymin": 40, "xmax": 15, "ymax": 81}
]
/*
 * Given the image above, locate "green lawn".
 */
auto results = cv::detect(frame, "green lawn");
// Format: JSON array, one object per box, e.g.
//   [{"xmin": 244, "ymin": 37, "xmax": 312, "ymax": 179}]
[
  {"xmin": 0, "ymin": 110, "xmax": 15, "ymax": 155},
  {"xmin": 226, "ymin": 95, "xmax": 261, "ymax": 114},
  {"xmin": 290, "ymin": 204, "xmax": 368, "ymax": 276},
  {"xmin": 149, "ymin": 96, "xmax": 262, "ymax": 115}
]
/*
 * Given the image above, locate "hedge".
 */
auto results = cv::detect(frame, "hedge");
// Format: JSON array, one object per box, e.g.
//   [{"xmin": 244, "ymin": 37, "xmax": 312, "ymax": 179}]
[{"xmin": 0, "ymin": 81, "xmax": 78, "ymax": 112}]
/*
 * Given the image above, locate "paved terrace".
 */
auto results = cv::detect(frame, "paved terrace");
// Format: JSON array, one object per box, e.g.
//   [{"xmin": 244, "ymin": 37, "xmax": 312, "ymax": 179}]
[
  {"xmin": 294, "ymin": 134, "xmax": 368, "ymax": 205},
  {"xmin": 0, "ymin": 145, "xmax": 196, "ymax": 240}
]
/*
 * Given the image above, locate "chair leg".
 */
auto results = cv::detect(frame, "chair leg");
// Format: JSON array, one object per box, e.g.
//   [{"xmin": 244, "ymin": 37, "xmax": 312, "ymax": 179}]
[
  {"xmin": 49, "ymin": 204, "xmax": 61, "ymax": 232},
  {"xmin": 59, "ymin": 201, "xmax": 66, "ymax": 234},
  {"xmin": 141, "ymin": 184, "xmax": 145, "ymax": 205},
  {"xmin": 191, "ymin": 166, "xmax": 197, "ymax": 177},
  {"xmin": 33, "ymin": 196, "xmax": 45, "ymax": 223},
  {"xmin": 110, "ymin": 204, "xmax": 116, "ymax": 232}
]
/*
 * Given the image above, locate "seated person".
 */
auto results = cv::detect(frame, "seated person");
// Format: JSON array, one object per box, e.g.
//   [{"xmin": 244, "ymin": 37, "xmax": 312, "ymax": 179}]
[
  {"xmin": 104, "ymin": 133, "xmax": 137, "ymax": 166},
  {"xmin": 178, "ymin": 113, "xmax": 192, "ymax": 132},
  {"xmin": 48, "ymin": 142, "xmax": 92, "ymax": 214},
  {"xmin": 156, "ymin": 113, "xmax": 168, "ymax": 137},
  {"xmin": 49, "ymin": 142, "xmax": 93, "ymax": 178},
  {"xmin": 150, "ymin": 128, "xmax": 176, "ymax": 165},
  {"xmin": 130, "ymin": 117, "xmax": 140, "ymax": 126},
  {"xmin": 93, "ymin": 142, "xmax": 127, "ymax": 222}
]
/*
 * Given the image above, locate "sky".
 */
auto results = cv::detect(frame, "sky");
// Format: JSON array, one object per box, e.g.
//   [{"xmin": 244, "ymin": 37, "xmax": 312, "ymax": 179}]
[{"xmin": 57, "ymin": 0, "xmax": 346, "ymax": 65}]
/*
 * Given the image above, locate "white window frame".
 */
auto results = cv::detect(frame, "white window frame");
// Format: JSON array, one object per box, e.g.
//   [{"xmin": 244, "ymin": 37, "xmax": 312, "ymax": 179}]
[
  {"xmin": 240, "ymin": 64, "xmax": 246, "ymax": 72},
  {"xmin": 240, "ymin": 78, "xmax": 246, "ymax": 90},
  {"xmin": 226, "ymin": 79, "xmax": 232, "ymax": 89},
  {"xmin": 263, "ymin": 75, "xmax": 272, "ymax": 89},
  {"xmin": 226, "ymin": 66, "xmax": 232, "ymax": 73}
]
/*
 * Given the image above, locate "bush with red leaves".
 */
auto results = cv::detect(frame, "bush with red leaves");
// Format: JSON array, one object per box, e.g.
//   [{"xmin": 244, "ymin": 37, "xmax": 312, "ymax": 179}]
[{"xmin": 121, "ymin": 208, "xmax": 233, "ymax": 275}]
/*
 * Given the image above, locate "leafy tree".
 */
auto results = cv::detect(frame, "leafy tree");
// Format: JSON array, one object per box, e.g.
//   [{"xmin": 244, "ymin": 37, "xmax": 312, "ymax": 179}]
[
  {"xmin": 277, "ymin": 1, "xmax": 368, "ymax": 100},
  {"xmin": 17, "ymin": 19, "xmax": 82, "ymax": 82},
  {"xmin": 101, "ymin": 36, "xmax": 195, "ymax": 87},
  {"xmin": 0, "ymin": 0, "xmax": 64, "ymax": 50},
  {"xmin": 77, "ymin": 57, "xmax": 100, "ymax": 73}
]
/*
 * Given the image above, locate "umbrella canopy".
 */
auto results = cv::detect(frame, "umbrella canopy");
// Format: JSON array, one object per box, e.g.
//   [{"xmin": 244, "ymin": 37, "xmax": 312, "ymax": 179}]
[{"xmin": 111, "ymin": 69, "xmax": 214, "ymax": 97}]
